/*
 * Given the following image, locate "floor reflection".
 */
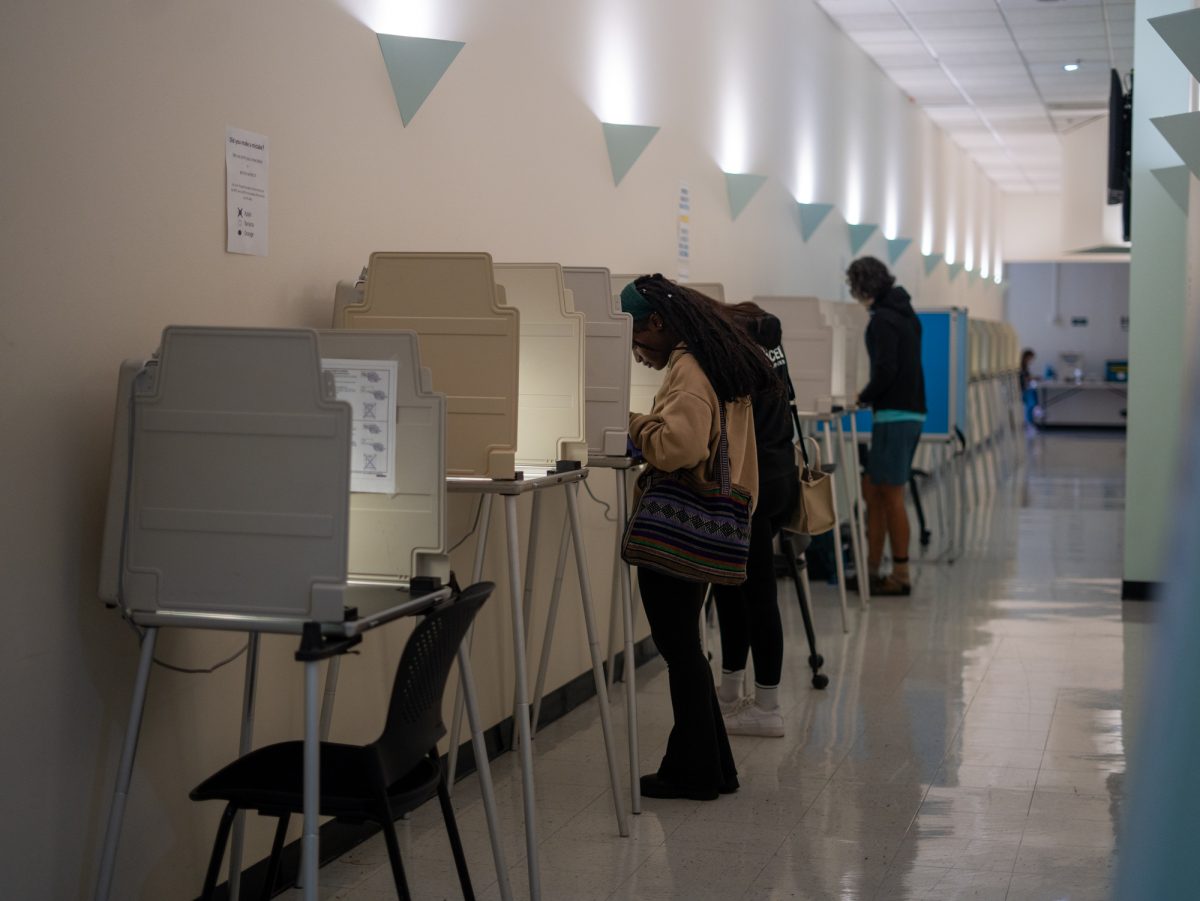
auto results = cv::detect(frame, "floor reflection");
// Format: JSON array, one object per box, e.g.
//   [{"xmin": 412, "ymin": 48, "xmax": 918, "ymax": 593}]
[{"xmin": 308, "ymin": 431, "xmax": 1143, "ymax": 901}]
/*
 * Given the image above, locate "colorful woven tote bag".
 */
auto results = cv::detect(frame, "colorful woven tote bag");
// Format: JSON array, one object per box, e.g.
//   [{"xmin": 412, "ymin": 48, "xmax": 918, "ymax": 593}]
[{"xmin": 621, "ymin": 402, "xmax": 752, "ymax": 585}]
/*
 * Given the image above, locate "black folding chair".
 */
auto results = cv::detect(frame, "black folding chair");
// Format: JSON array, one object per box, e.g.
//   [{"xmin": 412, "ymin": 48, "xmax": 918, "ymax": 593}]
[{"xmin": 190, "ymin": 581, "xmax": 495, "ymax": 901}]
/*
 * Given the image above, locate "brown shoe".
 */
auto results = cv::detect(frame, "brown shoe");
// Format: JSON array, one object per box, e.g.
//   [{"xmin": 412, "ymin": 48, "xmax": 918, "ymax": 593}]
[{"xmin": 871, "ymin": 575, "xmax": 911, "ymax": 596}]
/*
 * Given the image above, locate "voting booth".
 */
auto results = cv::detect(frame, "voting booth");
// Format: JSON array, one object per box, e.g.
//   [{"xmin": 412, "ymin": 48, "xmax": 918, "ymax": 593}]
[
  {"xmin": 93, "ymin": 326, "xmax": 479, "ymax": 901},
  {"xmin": 563, "ymin": 267, "xmax": 633, "ymax": 458},
  {"xmin": 317, "ymin": 330, "xmax": 448, "ymax": 585},
  {"xmin": 820, "ymin": 300, "xmax": 871, "ymax": 408},
  {"xmin": 493, "ymin": 263, "xmax": 588, "ymax": 468},
  {"xmin": 334, "ymin": 252, "xmax": 520, "ymax": 479},
  {"xmin": 98, "ymin": 327, "xmax": 352, "ymax": 623},
  {"xmin": 912, "ymin": 308, "xmax": 969, "ymax": 440},
  {"xmin": 753, "ymin": 296, "xmax": 836, "ymax": 413}
]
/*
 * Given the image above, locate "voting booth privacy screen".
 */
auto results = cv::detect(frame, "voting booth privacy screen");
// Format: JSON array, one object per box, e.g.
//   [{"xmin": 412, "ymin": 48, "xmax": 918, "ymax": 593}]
[
  {"xmin": 99, "ymin": 327, "xmax": 352, "ymax": 623},
  {"xmin": 563, "ymin": 266, "xmax": 633, "ymax": 458},
  {"xmin": 335, "ymin": 252, "xmax": 520, "ymax": 479}
]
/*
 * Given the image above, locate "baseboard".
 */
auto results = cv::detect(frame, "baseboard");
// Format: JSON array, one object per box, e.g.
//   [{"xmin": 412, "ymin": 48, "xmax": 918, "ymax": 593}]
[
  {"xmin": 196, "ymin": 636, "xmax": 660, "ymax": 900},
  {"xmin": 1121, "ymin": 580, "xmax": 1161, "ymax": 601}
]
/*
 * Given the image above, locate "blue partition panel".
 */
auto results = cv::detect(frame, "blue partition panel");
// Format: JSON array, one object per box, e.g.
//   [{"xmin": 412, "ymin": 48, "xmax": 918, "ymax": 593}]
[{"xmin": 824, "ymin": 308, "xmax": 966, "ymax": 440}]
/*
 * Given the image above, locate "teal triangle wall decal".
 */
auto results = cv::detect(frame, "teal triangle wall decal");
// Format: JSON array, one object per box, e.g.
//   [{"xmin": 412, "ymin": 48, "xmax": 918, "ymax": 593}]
[
  {"xmin": 947, "ymin": 262, "xmax": 963, "ymax": 280},
  {"xmin": 923, "ymin": 253, "xmax": 943, "ymax": 275},
  {"xmin": 886, "ymin": 238, "xmax": 913, "ymax": 264},
  {"xmin": 1151, "ymin": 166, "xmax": 1191, "ymax": 213},
  {"xmin": 1152, "ymin": 112, "xmax": 1200, "ymax": 180},
  {"xmin": 377, "ymin": 34, "xmax": 465, "ymax": 127},
  {"xmin": 1150, "ymin": 9, "xmax": 1200, "ymax": 82},
  {"xmin": 601, "ymin": 123, "xmax": 660, "ymax": 186},
  {"xmin": 797, "ymin": 202, "xmax": 834, "ymax": 241},
  {"xmin": 847, "ymin": 223, "xmax": 878, "ymax": 256},
  {"xmin": 725, "ymin": 173, "xmax": 768, "ymax": 220}
]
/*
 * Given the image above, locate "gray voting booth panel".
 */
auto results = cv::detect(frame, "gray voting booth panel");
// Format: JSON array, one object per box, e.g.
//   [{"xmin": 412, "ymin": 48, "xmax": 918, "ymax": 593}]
[
  {"xmin": 753, "ymin": 296, "xmax": 834, "ymax": 412},
  {"xmin": 493, "ymin": 263, "xmax": 588, "ymax": 468},
  {"xmin": 563, "ymin": 267, "xmax": 632, "ymax": 458},
  {"xmin": 335, "ymin": 252, "xmax": 520, "ymax": 479},
  {"xmin": 98, "ymin": 327, "xmax": 350, "ymax": 622},
  {"xmin": 317, "ymin": 331, "xmax": 449, "ymax": 585}
]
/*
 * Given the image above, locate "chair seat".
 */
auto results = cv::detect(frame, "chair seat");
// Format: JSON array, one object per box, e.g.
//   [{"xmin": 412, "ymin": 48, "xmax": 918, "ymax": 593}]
[{"xmin": 190, "ymin": 741, "xmax": 440, "ymax": 821}]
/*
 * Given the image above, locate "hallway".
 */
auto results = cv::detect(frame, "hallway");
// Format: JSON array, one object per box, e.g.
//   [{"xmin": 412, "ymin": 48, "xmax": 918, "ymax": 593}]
[{"xmin": 297, "ymin": 431, "xmax": 1142, "ymax": 900}]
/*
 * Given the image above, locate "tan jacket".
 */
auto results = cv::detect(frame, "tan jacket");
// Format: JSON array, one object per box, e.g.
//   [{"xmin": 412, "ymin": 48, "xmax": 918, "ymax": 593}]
[{"xmin": 629, "ymin": 348, "xmax": 759, "ymax": 511}]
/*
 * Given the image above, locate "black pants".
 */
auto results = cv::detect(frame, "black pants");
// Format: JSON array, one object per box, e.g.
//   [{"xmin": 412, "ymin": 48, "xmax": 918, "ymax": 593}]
[
  {"xmin": 713, "ymin": 470, "xmax": 797, "ymax": 687},
  {"xmin": 639, "ymin": 567, "xmax": 737, "ymax": 792}
]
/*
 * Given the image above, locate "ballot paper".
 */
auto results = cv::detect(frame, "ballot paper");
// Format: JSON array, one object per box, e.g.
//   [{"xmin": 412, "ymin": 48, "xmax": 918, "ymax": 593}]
[{"xmin": 322, "ymin": 359, "xmax": 399, "ymax": 495}]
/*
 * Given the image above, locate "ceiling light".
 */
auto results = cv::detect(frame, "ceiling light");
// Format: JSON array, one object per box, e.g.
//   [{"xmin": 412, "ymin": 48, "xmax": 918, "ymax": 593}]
[{"xmin": 1063, "ymin": 61, "xmax": 1081, "ymax": 72}]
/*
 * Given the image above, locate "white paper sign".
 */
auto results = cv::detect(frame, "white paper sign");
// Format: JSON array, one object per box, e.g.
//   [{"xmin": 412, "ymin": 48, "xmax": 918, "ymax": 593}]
[
  {"xmin": 226, "ymin": 126, "xmax": 269, "ymax": 256},
  {"xmin": 322, "ymin": 358, "xmax": 399, "ymax": 495},
  {"xmin": 676, "ymin": 181, "xmax": 691, "ymax": 282}
]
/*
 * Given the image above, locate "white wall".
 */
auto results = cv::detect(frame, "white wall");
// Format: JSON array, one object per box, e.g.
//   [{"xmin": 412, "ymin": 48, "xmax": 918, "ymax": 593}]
[
  {"xmin": 1060, "ymin": 115, "xmax": 1131, "ymax": 253},
  {"xmin": 1003, "ymin": 193, "xmax": 1064, "ymax": 261},
  {"xmin": 1123, "ymin": 0, "xmax": 1196, "ymax": 586},
  {"xmin": 0, "ymin": 1, "xmax": 1004, "ymax": 897},
  {"xmin": 1005, "ymin": 262, "xmax": 1130, "ymax": 379}
]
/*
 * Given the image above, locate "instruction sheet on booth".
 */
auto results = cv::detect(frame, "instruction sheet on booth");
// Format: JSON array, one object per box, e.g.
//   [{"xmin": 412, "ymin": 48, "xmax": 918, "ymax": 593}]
[{"xmin": 322, "ymin": 359, "xmax": 398, "ymax": 495}]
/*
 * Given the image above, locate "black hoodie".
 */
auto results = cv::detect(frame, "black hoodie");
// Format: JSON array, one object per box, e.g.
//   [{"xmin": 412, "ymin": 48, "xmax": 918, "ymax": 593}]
[
  {"xmin": 739, "ymin": 312, "xmax": 799, "ymax": 485},
  {"xmin": 858, "ymin": 286, "xmax": 926, "ymax": 414}
]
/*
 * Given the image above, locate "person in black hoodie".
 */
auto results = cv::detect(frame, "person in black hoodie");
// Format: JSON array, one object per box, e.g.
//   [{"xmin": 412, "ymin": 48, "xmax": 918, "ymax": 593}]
[
  {"xmin": 848, "ymin": 257, "xmax": 926, "ymax": 596},
  {"xmin": 708, "ymin": 300, "xmax": 797, "ymax": 737}
]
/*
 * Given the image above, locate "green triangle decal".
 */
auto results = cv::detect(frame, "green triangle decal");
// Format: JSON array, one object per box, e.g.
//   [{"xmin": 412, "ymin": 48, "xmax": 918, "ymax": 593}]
[
  {"xmin": 847, "ymin": 223, "xmax": 878, "ymax": 256},
  {"xmin": 887, "ymin": 238, "xmax": 913, "ymax": 264},
  {"xmin": 377, "ymin": 34, "xmax": 465, "ymax": 127},
  {"xmin": 923, "ymin": 253, "xmax": 943, "ymax": 275},
  {"xmin": 1150, "ymin": 9, "xmax": 1200, "ymax": 82},
  {"xmin": 947, "ymin": 262, "xmax": 964, "ymax": 280},
  {"xmin": 1151, "ymin": 166, "xmax": 1191, "ymax": 213},
  {"xmin": 601, "ymin": 123, "xmax": 660, "ymax": 186},
  {"xmin": 725, "ymin": 173, "xmax": 768, "ymax": 220},
  {"xmin": 1153, "ymin": 112, "xmax": 1200, "ymax": 180},
  {"xmin": 797, "ymin": 202, "xmax": 834, "ymax": 241}
]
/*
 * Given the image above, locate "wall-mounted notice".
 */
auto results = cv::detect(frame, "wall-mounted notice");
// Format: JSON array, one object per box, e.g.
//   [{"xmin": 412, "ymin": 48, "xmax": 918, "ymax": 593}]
[
  {"xmin": 226, "ymin": 126, "xmax": 269, "ymax": 256},
  {"xmin": 676, "ymin": 181, "xmax": 691, "ymax": 282},
  {"xmin": 322, "ymin": 358, "xmax": 398, "ymax": 495}
]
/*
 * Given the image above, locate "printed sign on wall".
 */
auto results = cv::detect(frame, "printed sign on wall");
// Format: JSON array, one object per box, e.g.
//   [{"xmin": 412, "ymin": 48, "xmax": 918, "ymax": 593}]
[
  {"xmin": 677, "ymin": 181, "xmax": 691, "ymax": 282},
  {"xmin": 226, "ymin": 126, "xmax": 269, "ymax": 256}
]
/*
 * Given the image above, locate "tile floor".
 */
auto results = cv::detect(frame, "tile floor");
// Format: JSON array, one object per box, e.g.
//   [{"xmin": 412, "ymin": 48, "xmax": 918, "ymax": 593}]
[{"xmin": 289, "ymin": 431, "xmax": 1146, "ymax": 900}]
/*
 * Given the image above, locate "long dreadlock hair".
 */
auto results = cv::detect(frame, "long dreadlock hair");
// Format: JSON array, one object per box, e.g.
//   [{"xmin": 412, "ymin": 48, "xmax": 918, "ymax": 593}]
[{"xmin": 631, "ymin": 274, "xmax": 777, "ymax": 403}]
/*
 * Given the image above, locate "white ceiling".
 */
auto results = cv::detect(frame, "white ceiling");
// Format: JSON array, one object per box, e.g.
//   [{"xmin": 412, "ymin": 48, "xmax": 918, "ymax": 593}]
[{"xmin": 814, "ymin": 0, "xmax": 1134, "ymax": 194}]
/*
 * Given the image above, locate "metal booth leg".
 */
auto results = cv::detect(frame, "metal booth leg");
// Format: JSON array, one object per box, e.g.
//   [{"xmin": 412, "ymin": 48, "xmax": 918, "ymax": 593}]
[
  {"xmin": 615, "ymin": 468, "xmax": 641, "ymax": 814},
  {"xmin": 503, "ymin": 494, "xmax": 542, "ymax": 901},
  {"xmin": 456, "ymin": 644, "xmax": 514, "ymax": 901},
  {"xmin": 94, "ymin": 625, "xmax": 159, "ymax": 901},
  {"xmin": 512, "ymin": 491, "xmax": 544, "ymax": 749},
  {"xmin": 822, "ymin": 424, "xmax": 852, "ymax": 633},
  {"xmin": 301, "ymin": 657, "xmax": 320, "ymax": 901},
  {"xmin": 844, "ymin": 413, "xmax": 870, "ymax": 606},
  {"xmin": 226, "ymin": 633, "xmax": 261, "ymax": 901},
  {"xmin": 531, "ymin": 514, "xmax": 571, "ymax": 733},
  {"xmin": 565, "ymin": 482, "xmax": 630, "ymax": 837},
  {"xmin": 447, "ymin": 494, "xmax": 493, "ymax": 795}
]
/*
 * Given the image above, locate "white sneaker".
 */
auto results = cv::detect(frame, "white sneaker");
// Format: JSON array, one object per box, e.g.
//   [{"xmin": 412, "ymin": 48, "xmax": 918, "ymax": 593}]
[
  {"xmin": 722, "ymin": 697, "xmax": 784, "ymax": 737},
  {"xmin": 718, "ymin": 695, "xmax": 740, "ymax": 717}
]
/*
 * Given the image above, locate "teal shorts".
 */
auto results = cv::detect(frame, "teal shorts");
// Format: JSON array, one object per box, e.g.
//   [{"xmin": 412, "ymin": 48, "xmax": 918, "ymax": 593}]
[{"xmin": 867, "ymin": 420, "xmax": 922, "ymax": 486}]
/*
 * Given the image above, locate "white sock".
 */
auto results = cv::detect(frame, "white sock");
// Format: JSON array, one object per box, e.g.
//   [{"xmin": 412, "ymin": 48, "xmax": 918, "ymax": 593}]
[
  {"xmin": 755, "ymin": 683, "xmax": 780, "ymax": 711},
  {"xmin": 719, "ymin": 669, "xmax": 744, "ymax": 704}
]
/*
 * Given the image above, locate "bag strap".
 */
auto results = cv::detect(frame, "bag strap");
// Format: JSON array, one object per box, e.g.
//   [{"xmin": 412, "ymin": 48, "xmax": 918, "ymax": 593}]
[
  {"xmin": 716, "ymin": 400, "xmax": 732, "ymax": 496},
  {"xmin": 774, "ymin": 342, "xmax": 811, "ymax": 468}
]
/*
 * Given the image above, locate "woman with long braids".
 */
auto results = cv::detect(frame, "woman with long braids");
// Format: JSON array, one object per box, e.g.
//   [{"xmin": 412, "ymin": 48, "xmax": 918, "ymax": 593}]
[{"xmin": 620, "ymin": 273, "xmax": 776, "ymax": 800}]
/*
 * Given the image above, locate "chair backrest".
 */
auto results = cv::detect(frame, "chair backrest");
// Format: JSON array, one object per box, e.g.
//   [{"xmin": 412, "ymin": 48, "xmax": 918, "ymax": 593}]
[{"xmin": 372, "ymin": 581, "xmax": 494, "ymax": 788}]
